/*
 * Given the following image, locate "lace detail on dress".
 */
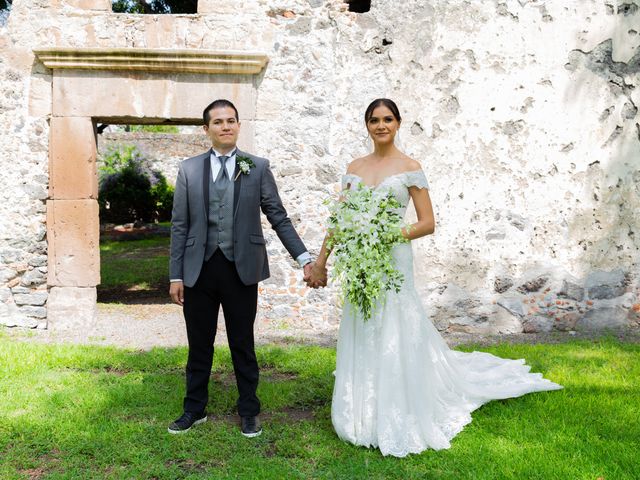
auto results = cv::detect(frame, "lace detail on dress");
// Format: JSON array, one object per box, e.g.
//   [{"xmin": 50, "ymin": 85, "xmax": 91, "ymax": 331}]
[
  {"xmin": 341, "ymin": 169, "xmax": 429, "ymax": 196},
  {"xmin": 402, "ymin": 169, "xmax": 429, "ymax": 190}
]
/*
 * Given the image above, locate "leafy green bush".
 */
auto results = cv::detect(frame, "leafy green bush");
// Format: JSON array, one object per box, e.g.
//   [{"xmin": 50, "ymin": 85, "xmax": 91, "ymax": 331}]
[
  {"xmin": 129, "ymin": 125, "xmax": 180, "ymax": 134},
  {"xmin": 149, "ymin": 174, "xmax": 175, "ymax": 223},
  {"xmin": 98, "ymin": 144, "xmax": 174, "ymax": 225}
]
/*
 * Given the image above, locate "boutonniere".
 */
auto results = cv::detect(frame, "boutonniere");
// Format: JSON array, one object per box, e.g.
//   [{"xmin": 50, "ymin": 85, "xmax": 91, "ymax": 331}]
[{"xmin": 234, "ymin": 155, "xmax": 255, "ymax": 181}]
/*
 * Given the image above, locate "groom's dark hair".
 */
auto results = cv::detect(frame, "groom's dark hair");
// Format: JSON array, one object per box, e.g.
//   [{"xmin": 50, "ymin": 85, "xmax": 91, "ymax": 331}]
[{"xmin": 203, "ymin": 99, "xmax": 239, "ymax": 125}]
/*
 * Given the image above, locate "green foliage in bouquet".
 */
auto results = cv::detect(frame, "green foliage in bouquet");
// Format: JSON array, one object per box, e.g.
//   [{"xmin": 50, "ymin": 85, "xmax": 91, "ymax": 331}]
[{"xmin": 327, "ymin": 185, "xmax": 408, "ymax": 321}]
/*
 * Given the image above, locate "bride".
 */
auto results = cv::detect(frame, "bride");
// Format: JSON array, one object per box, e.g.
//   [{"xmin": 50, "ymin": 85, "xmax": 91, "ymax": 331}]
[{"xmin": 306, "ymin": 98, "xmax": 562, "ymax": 457}]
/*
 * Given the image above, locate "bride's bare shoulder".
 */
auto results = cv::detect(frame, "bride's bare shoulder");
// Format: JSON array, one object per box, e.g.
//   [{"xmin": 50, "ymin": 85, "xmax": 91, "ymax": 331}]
[
  {"xmin": 402, "ymin": 156, "xmax": 422, "ymax": 173},
  {"xmin": 346, "ymin": 155, "xmax": 371, "ymax": 174}
]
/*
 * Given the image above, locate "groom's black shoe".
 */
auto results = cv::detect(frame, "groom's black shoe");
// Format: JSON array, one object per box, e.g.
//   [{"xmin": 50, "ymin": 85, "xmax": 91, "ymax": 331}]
[
  {"xmin": 167, "ymin": 411, "xmax": 207, "ymax": 434},
  {"xmin": 240, "ymin": 416, "xmax": 262, "ymax": 438}
]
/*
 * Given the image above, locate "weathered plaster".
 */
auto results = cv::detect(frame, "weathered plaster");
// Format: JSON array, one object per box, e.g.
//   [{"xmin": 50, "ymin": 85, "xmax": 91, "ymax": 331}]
[{"xmin": 0, "ymin": 0, "xmax": 638, "ymax": 333}]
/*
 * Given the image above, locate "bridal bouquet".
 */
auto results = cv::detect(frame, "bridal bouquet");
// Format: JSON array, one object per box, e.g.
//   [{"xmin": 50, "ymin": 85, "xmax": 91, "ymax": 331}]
[{"xmin": 326, "ymin": 185, "xmax": 408, "ymax": 321}]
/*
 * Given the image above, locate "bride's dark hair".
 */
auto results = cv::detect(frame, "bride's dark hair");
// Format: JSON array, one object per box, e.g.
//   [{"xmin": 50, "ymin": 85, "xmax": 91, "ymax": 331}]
[{"xmin": 364, "ymin": 98, "xmax": 402, "ymax": 124}]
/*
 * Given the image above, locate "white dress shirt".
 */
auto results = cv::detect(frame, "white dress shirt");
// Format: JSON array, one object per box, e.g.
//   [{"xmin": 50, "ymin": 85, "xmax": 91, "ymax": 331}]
[{"xmin": 211, "ymin": 148, "xmax": 237, "ymax": 181}]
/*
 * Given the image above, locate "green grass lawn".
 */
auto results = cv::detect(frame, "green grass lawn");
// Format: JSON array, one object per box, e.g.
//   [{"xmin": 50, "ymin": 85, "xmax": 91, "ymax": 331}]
[
  {"xmin": 0, "ymin": 335, "xmax": 638, "ymax": 479},
  {"xmin": 99, "ymin": 236, "xmax": 169, "ymax": 291}
]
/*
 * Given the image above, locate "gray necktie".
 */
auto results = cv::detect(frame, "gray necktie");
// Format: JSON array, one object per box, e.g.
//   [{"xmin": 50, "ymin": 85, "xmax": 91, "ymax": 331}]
[{"xmin": 214, "ymin": 155, "xmax": 230, "ymax": 197}]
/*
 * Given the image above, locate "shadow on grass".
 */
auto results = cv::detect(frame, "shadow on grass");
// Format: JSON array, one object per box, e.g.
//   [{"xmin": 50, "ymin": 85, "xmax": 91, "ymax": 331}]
[
  {"xmin": 98, "ymin": 234, "xmax": 171, "ymax": 305},
  {"xmin": 97, "ymin": 286, "xmax": 172, "ymax": 305},
  {"xmin": 1, "ymin": 343, "xmax": 336, "ymax": 478}
]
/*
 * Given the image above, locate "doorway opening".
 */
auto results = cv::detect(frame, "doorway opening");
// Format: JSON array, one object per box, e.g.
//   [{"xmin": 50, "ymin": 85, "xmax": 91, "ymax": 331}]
[{"xmin": 96, "ymin": 122, "xmax": 207, "ymax": 304}]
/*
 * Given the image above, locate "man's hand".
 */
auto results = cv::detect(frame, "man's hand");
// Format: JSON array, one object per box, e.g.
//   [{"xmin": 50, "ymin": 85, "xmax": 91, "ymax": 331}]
[
  {"xmin": 169, "ymin": 281, "xmax": 184, "ymax": 306},
  {"xmin": 306, "ymin": 263, "xmax": 328, "ymax": 289},
  {"xmin": 303, "ymin": 262, "xmax": 314, "ymax": 284}
]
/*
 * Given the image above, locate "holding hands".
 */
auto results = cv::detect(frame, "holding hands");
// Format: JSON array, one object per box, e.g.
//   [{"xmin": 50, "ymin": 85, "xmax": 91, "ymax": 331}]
[{"xmin": 304, "ymin": 261, "xmax": 328, "ymax": 289}]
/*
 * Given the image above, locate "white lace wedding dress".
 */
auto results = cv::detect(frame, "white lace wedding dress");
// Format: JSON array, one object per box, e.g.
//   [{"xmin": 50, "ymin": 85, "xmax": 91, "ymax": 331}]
[{"xmin": 331, "ymin": 170, "xmax": 562, "ymax": 457}]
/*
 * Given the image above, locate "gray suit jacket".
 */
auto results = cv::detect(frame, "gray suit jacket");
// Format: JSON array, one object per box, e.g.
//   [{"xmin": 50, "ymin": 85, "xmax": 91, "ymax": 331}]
[{"xmin": 170, "ymin": 149, "xmax": 307, "ymax": 287}]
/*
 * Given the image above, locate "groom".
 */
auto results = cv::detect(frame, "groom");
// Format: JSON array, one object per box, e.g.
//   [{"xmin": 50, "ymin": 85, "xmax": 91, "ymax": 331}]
[{"xmin": 168, "ymin": 99, "xmax": 313, "ymax": 436}]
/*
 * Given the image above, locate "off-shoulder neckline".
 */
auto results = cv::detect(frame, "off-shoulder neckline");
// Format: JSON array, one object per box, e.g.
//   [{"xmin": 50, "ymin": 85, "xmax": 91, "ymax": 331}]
[{"xmin": 343, "ymin": 169, "xmax": 423, "ymax": 189}]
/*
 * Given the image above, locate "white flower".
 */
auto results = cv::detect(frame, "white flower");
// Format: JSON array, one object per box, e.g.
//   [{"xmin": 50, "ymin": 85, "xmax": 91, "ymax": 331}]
[
  {"xmin": 233, "ymin": 155, "xmax": 255, "ymax": 181},
  {"xmin": 238, "ymin": 160, "xmax": 251, "ymax": 174}
]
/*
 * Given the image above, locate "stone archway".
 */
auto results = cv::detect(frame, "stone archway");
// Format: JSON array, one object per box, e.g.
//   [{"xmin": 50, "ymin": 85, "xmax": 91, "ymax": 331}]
[{"xmin": 34, "ymin": 48, "xmax": 268, "ymax": 329}]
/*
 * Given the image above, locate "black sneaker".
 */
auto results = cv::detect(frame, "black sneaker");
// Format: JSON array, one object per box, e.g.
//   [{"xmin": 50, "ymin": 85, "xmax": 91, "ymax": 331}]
[
  {"xmin": 240, "ymin": 416, "xmax": 262, "ymax": 438},
  {"xmin": 167, "ymin": 411, "xmax": 207, "ymax": 434}
]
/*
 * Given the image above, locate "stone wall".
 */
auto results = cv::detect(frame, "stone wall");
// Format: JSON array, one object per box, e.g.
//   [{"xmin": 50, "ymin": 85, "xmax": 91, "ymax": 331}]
[
  {"xmin": 97, "ymin": 131, "xmax": 210, "ymax": 185},
  {"xmin": 0, "ymin": 0, "xmax": 639, "ymax": 334}
]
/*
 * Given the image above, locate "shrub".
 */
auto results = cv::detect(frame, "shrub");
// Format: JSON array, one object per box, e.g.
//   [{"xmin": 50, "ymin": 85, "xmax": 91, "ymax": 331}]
[
  {"xmin": 150, "ymin": 174, "xmax": 174, "ymax": 223},
  {"xmin": 98, "ymin": 144, "xmax": 174, "ymax": 225},
  {"xmin": 128, "ymin": 125, "xmax": 180, "ymax": 133}
]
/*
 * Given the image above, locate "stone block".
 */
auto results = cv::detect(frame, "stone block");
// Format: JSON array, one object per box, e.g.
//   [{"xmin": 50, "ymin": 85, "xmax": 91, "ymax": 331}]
[
  {"xmin": 523, "ymin": 315, "xmax": 554, "ymax": 333},
  {"xmin": 585, "ymin": 269, "xmax": 626, "ymax": 299},
  {"xmin": 575, "ymin": 307, "xmax": 629, "ymax": 331},
  {"xmin": 47, "ymin": 286, "xmax": 97, "ymax": 330},
  {"xmin": 49, "ymin": 117, "xmax": 98, "ymax": 200},
  {"xmin": 14, "ymin": 291, "xmax": 48, "ymax": 306},
  {"xmin": 314, "ymin": 163, "xmax": 337, "ymax": 185},
  {"xmin": 558, "ymin": 279, "xmax": 584, "ymax": 301},
  {"xmin": 0, "ymin": 302, "xmax": 39, "ymax": 328},
  {"xmin": 28, "ymin": 255, "xmax": 48, "ymax": 267},
  {"xmin": 447, "ymin": 306, "xmax": 521, "ymax": 335},
  {"xmin": 28, "ymin": 74, "xmax": 52, "ymax": 117},
  {"xmin": 431, "ymin": 312, "xmax": 450, "ymax": 332},
  {"xmin": 53, "ymin": 70, "xmax": 257, "ymax": 122},
  {"xmin": 143, "ymin": 16, "xmax": 177, "ymax": 49},
  {"xmin": 20, "ymin": 268, "xmax": 47, "ymax": 287},
  {"xmin": 554, "ymin": 312, "xmax": 579, "ymax": 332},
  {"xmin": 47, "ymin": 199, "xmax": 100, "ymax": 287},
  {"xmin": 11, "ymin": 286, "xmax": 30, "ymax": 294},
  {"xmin": 198, "ymin": 0, "xmax": 262, "ymax": 14},
  {"xmin": 447, "ymin": 316, "xmax": 484, "ymax": 334},
  {"xmin": 174, "ymin": 76, "xmax": 258, "ymax": 121},
  {"xmin": 237, "ymin": 120, "xmax": 256, "ymax": 153},
  {"xmin": 517, "ymin": 275, "xmax": 549, "ymax": 293},
  {"xmin": 60, "ymin": 0, "xmax": 111, "ymax": 10},
  {"xmin": 1, "ymin": 46, "xmax": 35, "ymax": 72},
  {"xmin": 18, "ymin": 306, "xmax": 47, "ymax": 318},
  {"xmin": 24, "ymin": 184, "xmax": 48, "ymax": 201},
  {"xmin": 256, "ymin": 79, "xmax": 284, "ymax": 120},
  {"xmin": 494, "ymin": 276, "xmax": 513, "ymax": 293},
  {"xmin": 0, "ymin": 267, "xmax": 17, "ymax": 283},
  {"xmin": 497, "ymin": 295, "xmax": 526, "ymax": 317},
  {"xmin": 491, "ymin": 306, "xmax": 523, "ymax": 334}
]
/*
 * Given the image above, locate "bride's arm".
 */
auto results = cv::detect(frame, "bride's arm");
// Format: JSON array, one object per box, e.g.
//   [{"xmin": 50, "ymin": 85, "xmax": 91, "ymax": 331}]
[
  {"xmin": 315, "ymin": 233, "xmax": 332, "ymax": 269},
  {"xmin": 306, "ymin": 233, "xmax": 331, "ymax": 288},
  {"xmin": 308, "ymin": 184, "xmax": 349, "ymax": 287},
  {"xmin": 403, "ymin": 186, "xmax": 435, "ymax": 240},
  {"xmin": 308, "ymin": 164, "xmax": 362, "ymax": 287}
]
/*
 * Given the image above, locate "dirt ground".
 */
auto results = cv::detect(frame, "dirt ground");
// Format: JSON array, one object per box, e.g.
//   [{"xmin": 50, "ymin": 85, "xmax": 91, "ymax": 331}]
[{"xmin": 6, "ymin": 298, "xmax": 640, "ymax": 350}]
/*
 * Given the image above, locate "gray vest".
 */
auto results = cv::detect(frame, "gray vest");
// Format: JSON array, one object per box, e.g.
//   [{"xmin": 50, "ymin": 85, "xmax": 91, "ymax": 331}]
[{"xmin": 204, "ymin": 169, "xmax": 235, "ymax": 261}]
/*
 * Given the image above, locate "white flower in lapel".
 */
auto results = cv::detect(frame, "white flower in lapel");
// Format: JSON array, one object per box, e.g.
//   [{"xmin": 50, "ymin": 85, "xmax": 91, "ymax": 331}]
[{"xmin": 234, "ymin": 155, "xmax": 256, "ymax": 181}]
